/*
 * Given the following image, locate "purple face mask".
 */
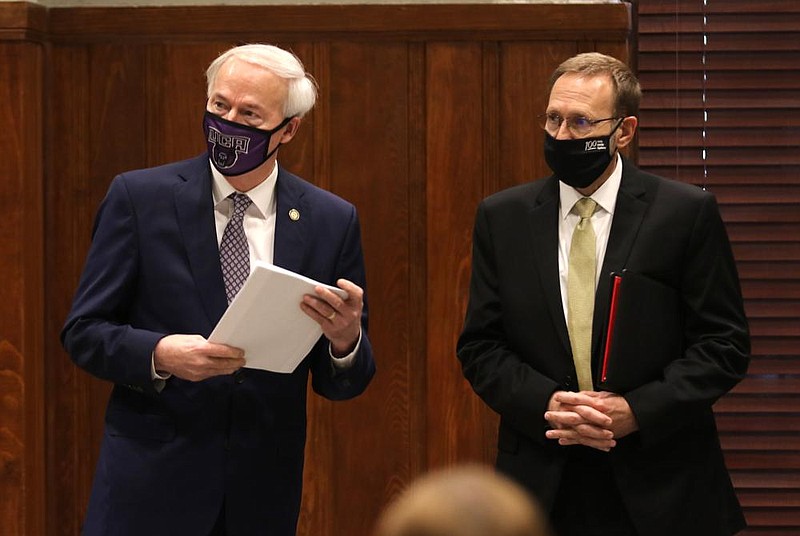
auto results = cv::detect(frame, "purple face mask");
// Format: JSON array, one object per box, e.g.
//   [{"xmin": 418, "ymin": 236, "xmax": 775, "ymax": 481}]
[{"xmin": 203, "ymin": 111, "xmax": 292, "ymax": 176}]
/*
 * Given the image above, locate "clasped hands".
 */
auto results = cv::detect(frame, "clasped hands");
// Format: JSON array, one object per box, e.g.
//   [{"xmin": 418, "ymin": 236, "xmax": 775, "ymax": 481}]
[
  {"xmin": 544, "ymin": 390, "xmax": 639, "ymax": 452},
  {"xmin": 153, "ymin": 279, "xmax": 364, "ymax": 381}
]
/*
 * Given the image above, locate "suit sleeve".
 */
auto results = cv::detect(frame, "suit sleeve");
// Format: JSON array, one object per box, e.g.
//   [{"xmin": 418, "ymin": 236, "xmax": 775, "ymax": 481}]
[
  {"xmin": 309, "ymin": 206, "xmax": 376, "ymax": 401},
  {"xmin": 61, "ymin": 176, "xmax": 164, "ymax": 395},
  {"xmin": 457, "ymin": 202, "xmax": 560, "ymax": 444},
  {"xmin": 625, "ymin": 193, "xmax": 750, "ymax": 446}
]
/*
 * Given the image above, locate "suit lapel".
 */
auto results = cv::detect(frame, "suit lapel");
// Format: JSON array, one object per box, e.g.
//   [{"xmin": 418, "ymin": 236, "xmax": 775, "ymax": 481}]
[
  {"xmin": 173, "ymin": 157, "xmax": 228, "ymax": 328},
  {"xmin": 273, "ymin": 166, "xmax": 308, "ymax": 273},
  {"xmin": 591, "ymin": 161, "xmax": 650, "ymax": 358},
  {"xmin": 528, "ymin": 177, "xmax": 572, "ymax": 355}
]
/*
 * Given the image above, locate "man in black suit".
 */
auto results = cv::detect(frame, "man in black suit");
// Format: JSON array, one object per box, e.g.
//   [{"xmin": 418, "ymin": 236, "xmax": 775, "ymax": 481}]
[
  {"xmin": 457, "ymin": 53, "xmax": 749, "ymax": 536},
  {"xmin": 62, "ymin": 44, "xmax": 375, "ymax": 535}
]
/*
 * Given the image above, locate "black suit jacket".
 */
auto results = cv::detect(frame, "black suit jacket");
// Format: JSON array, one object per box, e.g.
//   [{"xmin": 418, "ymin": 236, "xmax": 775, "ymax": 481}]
[
  {"xmin": 62, "ymin": 155, "xmax": 376, "ymax": 536},
  {"xmin": 457, "ymin": 159, "xmax": 749, "ymax": 536}
]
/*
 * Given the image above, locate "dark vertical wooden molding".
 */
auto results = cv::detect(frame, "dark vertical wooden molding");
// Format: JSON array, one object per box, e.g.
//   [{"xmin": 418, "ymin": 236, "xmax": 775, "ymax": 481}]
[
  {"xmin": 481, "ymin": 42, "xmax": 501, "ymax": 216},
  {"xmin": 480, "ymin": 41, "xmax": 502, "ymax": 459},
  {"xmin": 299, "ymin": 41, "xmax": 334, "ymax": 536},
  {"xmin": 22, "ymin": 45, "xmax": 46, "ymax": 536},
  {"xmin": 145, "ymin": 44, "xmax": 167, "ymax": 165},
  {"xmin": 407, "ymin": 41, "xmax": 428, "ymax": 481},
  {"xmin": 312, "ymin": 42, "xmax": 331, "ymax": 191}
]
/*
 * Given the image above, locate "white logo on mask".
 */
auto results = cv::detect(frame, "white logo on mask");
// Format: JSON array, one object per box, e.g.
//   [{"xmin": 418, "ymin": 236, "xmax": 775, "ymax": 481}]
[{"xmin": 584, "ymin": 139, "xmax": 607, "ymax": 152}]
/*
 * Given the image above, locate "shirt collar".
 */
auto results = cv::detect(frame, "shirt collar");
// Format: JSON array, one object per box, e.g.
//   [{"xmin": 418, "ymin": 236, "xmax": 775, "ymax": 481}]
[
  {"xmin": 559, "ymin": 152, "xmax": 623, "ymax": 220},
  {"xmin": 211, "ymin": 161, "xmax": 279, "ymax": 218}
]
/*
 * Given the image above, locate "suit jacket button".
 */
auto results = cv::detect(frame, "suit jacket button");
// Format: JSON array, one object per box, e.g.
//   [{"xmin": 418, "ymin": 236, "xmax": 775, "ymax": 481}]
[
  {"xmin": 564, "ymin": 375, "xmax": 574, "ymax": 389},
  {"xmin": 234, "ymin": 369, "xmax": 245, "ymax": 384}
]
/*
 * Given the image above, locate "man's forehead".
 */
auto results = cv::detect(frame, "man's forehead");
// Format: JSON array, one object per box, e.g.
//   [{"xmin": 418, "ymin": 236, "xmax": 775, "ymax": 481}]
[
  {"xmin": 548, "ymin": 73, "xmax": 614, "ymax": 114},
  {"xmin": 209, "ymin": 59, "xmax": 288, "ymax": 111}
]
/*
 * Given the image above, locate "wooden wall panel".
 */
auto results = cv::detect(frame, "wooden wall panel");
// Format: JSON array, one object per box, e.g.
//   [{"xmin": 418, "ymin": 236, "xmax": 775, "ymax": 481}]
[
  {"xmin": 425, "ymin": 42, "xmax": 496, "ymax": 468},
  {"xmin": 147, "ymin": 43, "xmax": 221, "ymax": 166},
  {"xmin": 46, "ymin": 44, "xmax": 94, "ymax": 536},
  {"xmin": 294, "ymin": 42, "xmax": 331, "ymax": 536},
  {"xmin": 0, "ymin": 44, "xmax": 29, "ymax": 536},
  {"xmin": 281, "ymin": 42, "xmax": 318, "ymax": 184},
  {"xmin": 499, "ymin": 42, "xmax": 576, "ymax": 190},
  {"xmin": 325, "ymin": 41, "xmax": 416, "ymax": 536},
  {"xmin": 0, "ymin": 4, "xmax": 45, "ymax": 534},
  {"xmin": 0, "ymin": 2, "xmax": 632, "ymax": 533}
]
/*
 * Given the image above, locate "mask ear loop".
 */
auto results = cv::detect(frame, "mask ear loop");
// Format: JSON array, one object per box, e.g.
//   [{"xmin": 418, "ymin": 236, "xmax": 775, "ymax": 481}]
[
  {"xmin": 263, "ymin": 116, "xmax": 295, "ymax": 161},
  {"xmin": 609, "ymin": 117, "xmax": 626, "ymax": 156}
]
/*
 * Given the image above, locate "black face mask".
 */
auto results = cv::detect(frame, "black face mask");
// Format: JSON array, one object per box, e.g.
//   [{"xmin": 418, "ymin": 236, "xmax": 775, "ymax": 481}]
[{"xmin": 543, "ymin": 119, "xmax": 623, "ymax": 189}]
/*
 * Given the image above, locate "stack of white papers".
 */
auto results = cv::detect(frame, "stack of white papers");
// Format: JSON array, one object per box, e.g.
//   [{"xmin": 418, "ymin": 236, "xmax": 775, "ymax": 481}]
[{"xmin": 208, "ymin": 261, "xmax": 348, "ymax": 373}]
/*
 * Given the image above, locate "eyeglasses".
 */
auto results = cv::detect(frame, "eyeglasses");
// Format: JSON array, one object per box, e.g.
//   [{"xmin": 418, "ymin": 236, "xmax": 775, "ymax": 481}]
[{"xmin": 538, "ymin": 112, "xmax": 622, "ymax": 137}]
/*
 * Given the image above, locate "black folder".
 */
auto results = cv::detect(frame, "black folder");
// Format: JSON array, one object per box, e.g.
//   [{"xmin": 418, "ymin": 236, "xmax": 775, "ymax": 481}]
[{"xmin": 598, "ymin": 270, "xmax": 683, "ymax": 393}]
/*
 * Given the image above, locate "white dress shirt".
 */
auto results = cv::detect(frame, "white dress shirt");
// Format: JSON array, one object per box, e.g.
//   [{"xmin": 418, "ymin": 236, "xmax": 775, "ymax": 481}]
[
  {"xmin": 557, "ymin": 153, "xmax": 624, "ymax": 322},
  {"xmin": 212, "ymin": 162, "xmax": 279, "ymax": 265}
]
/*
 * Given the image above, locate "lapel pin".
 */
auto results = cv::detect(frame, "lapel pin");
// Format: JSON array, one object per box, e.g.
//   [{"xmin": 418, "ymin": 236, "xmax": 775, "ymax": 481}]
[{"xmin": 288, "ymin": 208, "xmax": 300, "ymax": 221}]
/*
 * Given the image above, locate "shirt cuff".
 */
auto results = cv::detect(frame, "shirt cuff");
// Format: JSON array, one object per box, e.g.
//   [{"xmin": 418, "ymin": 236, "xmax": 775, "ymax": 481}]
[
  {"xmin": 329, "ymin": 329, "xmax": 362, "ymax": 370},
  {"xmin": 151, "ymin": 352, "xmax": 172, "ymax": 392}
]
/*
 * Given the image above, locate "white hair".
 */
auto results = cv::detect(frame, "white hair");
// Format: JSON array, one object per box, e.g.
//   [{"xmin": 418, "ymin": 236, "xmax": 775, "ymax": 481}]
[{"xmin": 206, "ymin": 44, "xmax": 318, "ymax": 118}]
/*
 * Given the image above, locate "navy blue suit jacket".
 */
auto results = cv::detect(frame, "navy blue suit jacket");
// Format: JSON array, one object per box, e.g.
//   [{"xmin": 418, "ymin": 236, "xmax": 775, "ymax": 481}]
[
  {"xmin": 457, "ymin": 160, "xmax": 749, "ymax": 536},
  {"xmin": 62, "ymin": 155, "xmax": 375, "ymax": 535}
]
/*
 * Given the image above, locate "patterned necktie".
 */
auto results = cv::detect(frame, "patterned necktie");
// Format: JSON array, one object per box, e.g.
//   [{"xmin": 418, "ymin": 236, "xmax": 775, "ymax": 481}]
[
  {"xmin": 220, "ymin": 193, "xmax": 253, "ymax": 303},
  {"xmin": 567, "ymin": 197, "xmax": 599, "ymax": 391}
]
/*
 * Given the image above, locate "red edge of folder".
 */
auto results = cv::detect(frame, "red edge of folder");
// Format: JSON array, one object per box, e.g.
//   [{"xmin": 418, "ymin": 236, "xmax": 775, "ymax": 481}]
[{"xmin": 601, "ymin": 274, "xmax": 623, "ymax": 383}]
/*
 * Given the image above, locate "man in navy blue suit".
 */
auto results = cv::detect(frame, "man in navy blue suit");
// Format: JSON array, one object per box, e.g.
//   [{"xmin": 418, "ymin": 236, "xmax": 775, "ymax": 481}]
[{"xmin": 62, "ymin": 44, "xmax": 375, "ymax": 536}]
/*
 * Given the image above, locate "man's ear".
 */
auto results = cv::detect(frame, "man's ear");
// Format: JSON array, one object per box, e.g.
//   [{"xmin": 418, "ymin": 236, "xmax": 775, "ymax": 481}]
[
  {"xmin": 615, "ymin": 116, "xmax": 638, "ymax": 150},
  {"xmin": 279, "ymin": 117, "xmax": 302, "ymax": 143}
]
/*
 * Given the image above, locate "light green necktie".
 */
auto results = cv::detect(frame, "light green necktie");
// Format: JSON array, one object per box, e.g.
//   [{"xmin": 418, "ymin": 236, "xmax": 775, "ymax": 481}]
[{"xmin": 567, "ymin": 197, "xmax": 598, "ymax": 391}]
